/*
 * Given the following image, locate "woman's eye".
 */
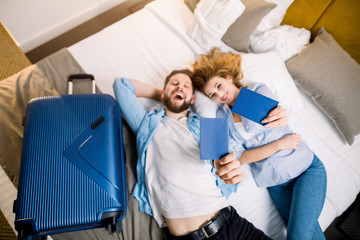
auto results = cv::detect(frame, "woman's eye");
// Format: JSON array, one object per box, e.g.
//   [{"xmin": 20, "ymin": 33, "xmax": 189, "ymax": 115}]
[{"xmin": 217, "ymin": 83, "xmax": 221, "ymax": 89}]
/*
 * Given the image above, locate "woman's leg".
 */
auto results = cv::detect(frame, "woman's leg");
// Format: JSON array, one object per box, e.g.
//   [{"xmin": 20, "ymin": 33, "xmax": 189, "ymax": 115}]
[
  {"xmin": 268, "ymin": 182, "xmax": 293, "ymax": 225},
  {"xmin": 287, "ymin": 155, "xmax": 327, "ymax": 240}
]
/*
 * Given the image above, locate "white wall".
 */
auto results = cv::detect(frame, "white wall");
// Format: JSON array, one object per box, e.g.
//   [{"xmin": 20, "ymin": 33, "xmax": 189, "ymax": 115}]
[{"xmin": 0, "ymin": 0, "xmax": 125, "ymax": 53}]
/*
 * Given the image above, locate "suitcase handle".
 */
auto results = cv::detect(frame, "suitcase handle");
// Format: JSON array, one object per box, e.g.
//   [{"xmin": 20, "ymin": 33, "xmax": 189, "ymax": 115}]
[{"xmin": 68, "ymin": 74, "xmax": 96, "ymax": 94}]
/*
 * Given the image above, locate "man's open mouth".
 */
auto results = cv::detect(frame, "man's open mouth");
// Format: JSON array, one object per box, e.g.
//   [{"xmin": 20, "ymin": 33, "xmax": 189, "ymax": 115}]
[{"xmin": 173, "ymin": 92, "xmax": 184, "ymax": 100}]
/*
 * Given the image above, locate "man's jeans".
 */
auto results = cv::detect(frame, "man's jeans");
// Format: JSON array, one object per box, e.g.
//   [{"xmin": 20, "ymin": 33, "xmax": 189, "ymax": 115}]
[
  {"xmin": 164, "ymin": 206, "xmax": 272, "ymax": 240},
  {"xmin": 268, "ymin": 155, "xmax": 327, "ymax": 240}
]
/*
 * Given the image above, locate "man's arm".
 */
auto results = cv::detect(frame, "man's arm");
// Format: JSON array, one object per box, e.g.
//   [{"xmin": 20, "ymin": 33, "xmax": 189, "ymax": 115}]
[
  {"xmin": 113, "ymin": 78, "xmax": 148, "ymax": 134},
  {"xmin": 131, "ymin": 79, "xmax": 162, "ymax": 100}
]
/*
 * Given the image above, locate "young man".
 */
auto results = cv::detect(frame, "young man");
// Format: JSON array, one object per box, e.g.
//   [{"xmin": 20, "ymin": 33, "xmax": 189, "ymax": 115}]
[{"xmin": 113, "ymin": 70, "xmax": 272, "ymax": 239}]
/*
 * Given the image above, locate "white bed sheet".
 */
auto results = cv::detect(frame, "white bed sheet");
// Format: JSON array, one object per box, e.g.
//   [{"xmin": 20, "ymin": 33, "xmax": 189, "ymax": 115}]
[
  {"xmin": 68, "ymin": 0, "xmax": 360, "ymax": 237},
  {"xmin": 289, "ymin": 89, "xmax": 360, "ymax": 225},
  {"xmin": 69, "ymin": 7, "xmax": 196, "ymax": 94}
]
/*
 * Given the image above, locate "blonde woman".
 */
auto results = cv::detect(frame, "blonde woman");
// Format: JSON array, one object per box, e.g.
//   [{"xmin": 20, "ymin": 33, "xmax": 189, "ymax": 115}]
[{"xmin": 191, "ymin": 48, "xmax": 327, "ymax": 240}]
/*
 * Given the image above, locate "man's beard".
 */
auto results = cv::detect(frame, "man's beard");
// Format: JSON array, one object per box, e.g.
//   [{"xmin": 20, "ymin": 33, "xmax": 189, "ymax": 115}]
[{"xmin": 163, "ymin": 93, "xmax": 191, "ymax": 113}]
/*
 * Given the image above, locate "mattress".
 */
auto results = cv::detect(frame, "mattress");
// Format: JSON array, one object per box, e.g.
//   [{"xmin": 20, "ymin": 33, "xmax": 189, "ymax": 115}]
[{"xmin": 70, "ymin": 0, "xmax": 360, "ymax": 238}]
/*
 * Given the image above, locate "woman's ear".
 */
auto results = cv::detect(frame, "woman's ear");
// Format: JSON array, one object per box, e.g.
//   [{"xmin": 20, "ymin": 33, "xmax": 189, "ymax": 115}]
[{"xmin": 226, "ymin": 75, "xmax": 233, "ymax": 82}]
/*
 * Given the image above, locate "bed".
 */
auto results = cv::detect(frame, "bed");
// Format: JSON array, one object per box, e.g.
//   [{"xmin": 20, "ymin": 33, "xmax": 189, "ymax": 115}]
[{"xmin": 1, "ymin": 0, "xmax": 359, "ymax": 239}]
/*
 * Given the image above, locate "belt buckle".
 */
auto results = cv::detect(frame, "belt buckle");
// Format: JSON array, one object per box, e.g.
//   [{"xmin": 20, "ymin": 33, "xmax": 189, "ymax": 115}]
[{"xmin": 201, "ymin": 220, "xmax": 216, "ymax": 238}]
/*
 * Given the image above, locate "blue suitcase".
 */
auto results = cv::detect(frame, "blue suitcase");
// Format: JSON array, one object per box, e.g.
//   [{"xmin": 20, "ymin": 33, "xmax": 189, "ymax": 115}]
[{"xmin": 13, "ymin": 74, "xmax": 127, "ymax": 239}]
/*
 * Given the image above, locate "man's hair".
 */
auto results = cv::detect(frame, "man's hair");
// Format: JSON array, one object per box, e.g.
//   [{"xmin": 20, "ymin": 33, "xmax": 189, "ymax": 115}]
[{"xmin": 164, "ymin": 69, "xmax": 195, "ymax": 93}]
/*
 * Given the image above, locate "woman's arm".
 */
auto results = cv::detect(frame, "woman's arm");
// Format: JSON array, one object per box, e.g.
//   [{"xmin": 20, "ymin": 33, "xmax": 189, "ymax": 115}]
[
  {"xmin": 239, "ymin": 133, "xmax": 301, "ymax": 164},
  {"xmin": 131, "ymin": 79, "xmax": 162, "ymax": 100}
]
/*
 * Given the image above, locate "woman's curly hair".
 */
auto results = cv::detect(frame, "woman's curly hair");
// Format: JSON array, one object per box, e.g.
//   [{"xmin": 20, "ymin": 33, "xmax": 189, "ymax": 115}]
[{"xmin": 191, "ymin": 47, "xmax": 244, "ymax": 93}]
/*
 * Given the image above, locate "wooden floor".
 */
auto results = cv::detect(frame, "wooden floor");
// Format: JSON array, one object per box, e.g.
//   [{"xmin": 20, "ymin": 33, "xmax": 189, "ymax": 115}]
[
  {"xmin": 0, "ymin": 210, "xmax": 16, "ymax": 240},
  {"xmin": 0, "ymin": 22, "xmax": 31, "ymax": 80}
]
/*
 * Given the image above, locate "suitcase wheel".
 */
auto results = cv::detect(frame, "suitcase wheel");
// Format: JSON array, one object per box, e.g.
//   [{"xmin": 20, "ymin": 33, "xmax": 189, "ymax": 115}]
[
  {"xmin": 16, "ymin": 224, "xmax": 33, "ymax": 240},
  {"xmin": 101, "ymin": 211, "xmax": 123, "ymax": 234},
  {"xmin": 107, "ymin": 217, "xmax": 116, "ymax": 235}
]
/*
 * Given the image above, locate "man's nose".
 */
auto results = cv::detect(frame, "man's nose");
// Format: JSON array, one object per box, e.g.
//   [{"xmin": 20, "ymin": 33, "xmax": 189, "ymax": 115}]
[{"xmin": 176, "ymin": 85, "xmax": 184, "ymax": 91}]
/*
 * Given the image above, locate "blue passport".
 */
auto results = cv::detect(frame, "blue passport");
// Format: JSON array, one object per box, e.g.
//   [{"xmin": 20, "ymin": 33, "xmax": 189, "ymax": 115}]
[
  {"xmin": 232, "ymin": 87, "xmax": 278, "ymax": 125},
  {"xmin": 200, "ymin": 118, "xmax": 228, "ymax": 160}
]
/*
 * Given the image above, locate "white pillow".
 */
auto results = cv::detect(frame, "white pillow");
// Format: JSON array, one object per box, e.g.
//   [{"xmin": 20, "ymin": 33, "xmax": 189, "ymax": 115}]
[
  {"xmin": 187, "ymin": 0, "xmax": 245, "ymax": 52},
  {"xmin": 192, "ymin": 90, "xmax": 218, "ymax": 118},
  {"xmin": 240, "ymin": 51, "xmax": 303, "ymax": 113},
  {"xmin": 255, "ymin": 0, "xmax": 295, "ymax": 33}
]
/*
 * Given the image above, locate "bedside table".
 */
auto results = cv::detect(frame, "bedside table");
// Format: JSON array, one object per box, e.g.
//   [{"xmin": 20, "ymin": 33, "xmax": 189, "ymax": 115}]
[{"xmin": 0, "ymin": 22, "xmax": 31, "ymax": 81}]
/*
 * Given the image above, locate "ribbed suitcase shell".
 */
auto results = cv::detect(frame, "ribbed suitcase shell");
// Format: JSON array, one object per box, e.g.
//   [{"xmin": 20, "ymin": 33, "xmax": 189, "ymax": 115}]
[{"xmin": 14, "ymin": 94, "xmax": 126, "ymax": 238}]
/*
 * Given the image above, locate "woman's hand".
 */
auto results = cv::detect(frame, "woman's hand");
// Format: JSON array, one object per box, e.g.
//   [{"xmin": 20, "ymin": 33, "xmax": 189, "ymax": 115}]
[
  {"xmin": 261, "ymin": 105, "xmax": 287, "ymax": 128},
  {"xmin": 277, "ymin": 133, "xmax": 301, "ymax": 150},
  {"xmin": 214, "ymin": 152, "xmax": 244, "ymax": 185}
]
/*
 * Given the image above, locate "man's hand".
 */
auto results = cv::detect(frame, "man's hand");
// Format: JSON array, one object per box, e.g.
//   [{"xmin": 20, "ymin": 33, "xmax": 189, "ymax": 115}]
[
  {"xmin": 261, "ymin": 105, "xmax": 287, "ymax": 128},
  {"xmin": 214, "ymin": 152, "xmax": 244, "ymax": 185}
]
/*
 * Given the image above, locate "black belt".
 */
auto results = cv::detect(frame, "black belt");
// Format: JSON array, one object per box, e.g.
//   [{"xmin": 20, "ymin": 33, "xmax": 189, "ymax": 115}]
[{"xmin": 189, "ymin": 206, "xmax": 231, "ymax": 240}]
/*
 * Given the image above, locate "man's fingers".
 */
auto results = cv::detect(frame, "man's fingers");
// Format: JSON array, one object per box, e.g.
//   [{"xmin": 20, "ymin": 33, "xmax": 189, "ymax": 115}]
[
  {"xmin": 222, "ymin": 172, "xmax": 244, "ymax": 185},
  {"xmin": 216, "ymin": 160, "xmax": 242, "ymax": 179},
  {"xmin": 218, "ymin": 167, "xmax": 242, "ymax": 180},
  {"xmin": 218, "ymin": 152, "xmax": 236, "ymax": 165},
  {"xmin": 224, "ymin": 176, "xmax": 244, "ymax": 185}
]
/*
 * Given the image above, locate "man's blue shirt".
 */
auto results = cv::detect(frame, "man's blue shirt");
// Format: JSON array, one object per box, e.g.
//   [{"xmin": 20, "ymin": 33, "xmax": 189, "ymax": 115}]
[{"xmin": 113, "ymin": 78, "xmax": 236, "ymax": 215}]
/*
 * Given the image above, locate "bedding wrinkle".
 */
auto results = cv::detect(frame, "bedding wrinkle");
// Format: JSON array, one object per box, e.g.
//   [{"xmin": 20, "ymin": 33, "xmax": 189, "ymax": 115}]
[
  {"xmin": 249, "ymin": 25, "xmax": 310, "ymax": 61},
  {"xmin": 146, "ymin": 0, "xmax": 205, "ymax": 54}
]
